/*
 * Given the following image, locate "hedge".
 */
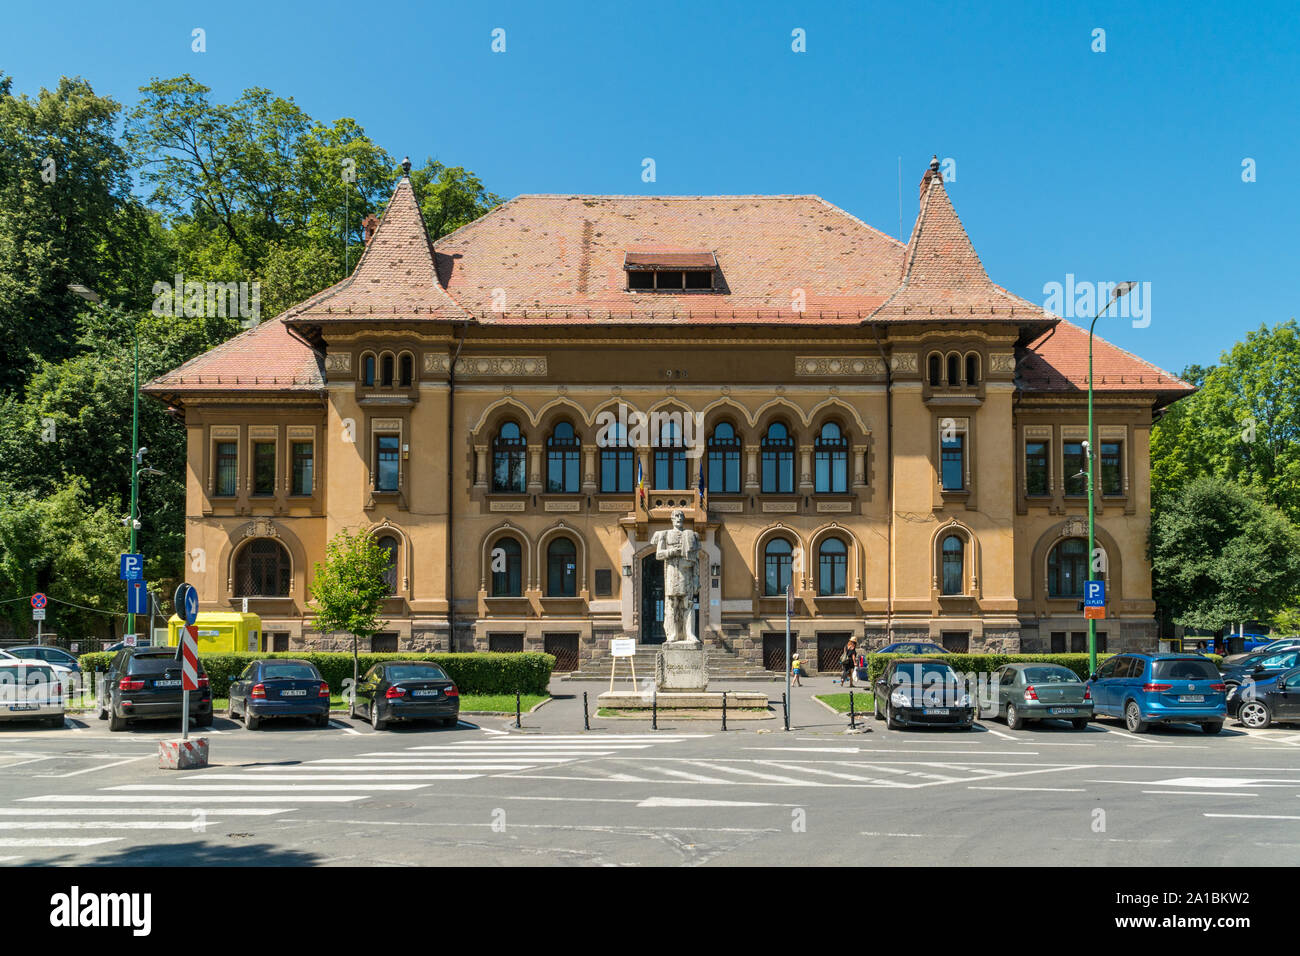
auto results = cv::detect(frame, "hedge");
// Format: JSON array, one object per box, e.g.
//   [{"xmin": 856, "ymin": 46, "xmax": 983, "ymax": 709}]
[
  {"xmin": 78, "ymin": 651, "xmax": 555, "ymax": 700},
  {"xmin": 859, "ymin": 652, "xmax": 1222, "ymax": 683}
]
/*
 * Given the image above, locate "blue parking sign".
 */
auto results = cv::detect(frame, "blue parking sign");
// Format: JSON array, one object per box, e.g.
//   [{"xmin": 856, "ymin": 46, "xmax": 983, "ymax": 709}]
[
  {"xmin": 127, "ymin": 580, "xmax": 150, "ymax": 615},
  {"xmin": 119, "ymin": 553, "xmax": 144, "ymax": 582},
  {"xmin": 1084, "ymin": 580, "xmax": 1105, "ymax": 606}
]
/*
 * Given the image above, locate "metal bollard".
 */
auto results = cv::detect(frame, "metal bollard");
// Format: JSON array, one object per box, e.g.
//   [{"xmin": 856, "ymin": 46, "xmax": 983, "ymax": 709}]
[
  {"xmin": 849, "ymin": 689, "xmax": 856, "ymax": 729},
  {"xmin": 652, "ymin": 690, "xmax": 658, "ymax": 730},
  {"xmin": 783, "ymin": 692, "xmax": 790, "ymax": 731},
  {"xmin": 721, "ymin": 691, "xmax": 727, "ymax": 731},
  {"xmin": 583, "ymin": 691, "xmax": 590, "ymax": 731},
  {"xmin": 515, "ymin": 691, "xmax": 521, "ymax": 729}
]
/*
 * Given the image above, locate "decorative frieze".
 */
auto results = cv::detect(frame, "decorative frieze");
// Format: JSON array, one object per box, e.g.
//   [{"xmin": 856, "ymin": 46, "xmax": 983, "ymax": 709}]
[
  {"xmin": 762, "ymin": 501, "xmax": 798, "ymax": 513},
  {"xmin": 794, "ymin": 356, "xmax": 885, "ymax": 376},
  {"xmin": 989, "ymin": 353, "xmax": 1016, "ymax": 373},
  {"xmin": 324, "ymin": 352, "xmax": 352, "ymax": 372},
  {"xmin": 425, "ymin": 354, "xmax": 548, "ymax": 377},
  {"xmin": 544, "ymin": 501, "xmax": 581, "ymax": 512},
  {"xmin": 489, "ymin": 501, "xmax": 526, "ymax": 512},
  {"xmin": 816, "ymin": 501, "xmax": 853, "ymax": 513}
]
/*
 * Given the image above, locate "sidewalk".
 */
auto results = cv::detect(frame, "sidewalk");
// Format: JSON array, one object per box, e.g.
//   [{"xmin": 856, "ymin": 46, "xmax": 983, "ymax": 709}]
[{"xmin": 505, "ymin": 673, "xmax": 872, "ymax": 735}]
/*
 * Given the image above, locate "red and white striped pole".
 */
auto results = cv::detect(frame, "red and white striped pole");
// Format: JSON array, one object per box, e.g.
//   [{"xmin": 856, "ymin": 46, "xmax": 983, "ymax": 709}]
[{"xmin": 180, "ymin": 624, "xmax": 200, "ymax": 740}]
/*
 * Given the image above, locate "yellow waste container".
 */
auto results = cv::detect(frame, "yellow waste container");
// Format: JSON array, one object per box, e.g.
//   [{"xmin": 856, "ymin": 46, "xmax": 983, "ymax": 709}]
[{"xmin": 168, "ymin": 613, "xmax": 264, "ymax": 654}]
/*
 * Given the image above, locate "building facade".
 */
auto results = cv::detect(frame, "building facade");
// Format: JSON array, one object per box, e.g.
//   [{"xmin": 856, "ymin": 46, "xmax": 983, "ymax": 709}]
[{"xmin": 145, "ymin": 159, "xmax": 1191, "ymax": 672}]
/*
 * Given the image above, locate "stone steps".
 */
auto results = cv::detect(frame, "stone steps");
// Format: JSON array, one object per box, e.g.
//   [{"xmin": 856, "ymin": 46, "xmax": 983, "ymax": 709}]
[{"xmin": 563, "ymin": 645, "xmax": 780, "ymax": 681}]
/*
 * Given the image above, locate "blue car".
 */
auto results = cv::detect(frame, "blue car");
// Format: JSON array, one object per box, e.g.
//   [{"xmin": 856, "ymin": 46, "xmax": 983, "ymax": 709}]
[
  {"xmin": 228, "ymin": 659, "xmax": 331, "ymax": 730},
  {"xmin": 878, "ymin": 642, "xmax": 946, "ymax": 655},
  {"xmin": 1087, "ymin": 653, "xmax": 1226, "ymax": 734}
]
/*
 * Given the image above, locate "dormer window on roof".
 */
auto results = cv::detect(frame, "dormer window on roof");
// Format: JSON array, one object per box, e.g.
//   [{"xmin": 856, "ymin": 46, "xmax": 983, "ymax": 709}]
[{"xmin": 624, "ymin": 250, "xmax": 718, "ymax": 291}]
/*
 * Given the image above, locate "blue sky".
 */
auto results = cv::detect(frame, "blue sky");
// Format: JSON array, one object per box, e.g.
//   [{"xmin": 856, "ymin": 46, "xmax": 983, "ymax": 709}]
[{"xmin": 3, "ymin": 0, "xmax": 1297, "ymax": 375}]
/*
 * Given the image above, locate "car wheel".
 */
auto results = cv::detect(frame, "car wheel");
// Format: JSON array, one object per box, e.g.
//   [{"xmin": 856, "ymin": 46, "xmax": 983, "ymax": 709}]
[
  {"xmin": 873, "ymin": 695, "xmax": 883, "ymax": 721},
  {"xmin": 246, "ymin": 709, "xmax": 261, "ymax": 731},
  {"xmin": 886, "ymin": 703, "xmax": 901, "ymax": 730},
  {"xmin": 349, "ymin": 698, "xmax": 358, "ymax": 720},
  {"xmin": 108, "ymin": 711, "xmax": 127, "ymax": 732},
  {"xmin": 443, "ymin": 717, "xmax": 458, "ymax": 728},
  {"xmin": 1201, "ymin": 721, "xmax": 1223, "ymax": 735},
  {"xmin": 96, "ymin": 698, "xmax": 108, "ymax": 721},
  {"xmin": 47, "ymin": 715, "xmax": 65, "ymax": 728},
  {"xmin": 1005, "ymin": 704, "xmax": 1024, "ymax": 730},
  {"xmin": 1124, "ymin": 700, "xmax": 1149, "ymax": 734},
  {"xmin": 1071, "ymin": 718, "xmax": 1089, "ymax": 730},
  {"xmin": 315, "ymin": 713, "xmax": 330, "ymax": 728},
  {"xmin": 371, "ymin": 700, "xmax": 387, "ymax": 731},
  {"xmin": 1238, "ymin": 700, "xmax": 1271, "ymax": 729}
]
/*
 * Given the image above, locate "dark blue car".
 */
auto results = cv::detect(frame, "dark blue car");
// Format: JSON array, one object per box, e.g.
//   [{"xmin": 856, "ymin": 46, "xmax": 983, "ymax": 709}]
[
  {"xmin": 229, "ymin": 659, "xmax": 331, "ymax": 730},
  {"xmin": 1087, "ymin": 653, "xmax": 1226, "ymax": 734},
  {"xmin": 1228, "ymin": 666, "xmax": 1300, "ymax": 728}
]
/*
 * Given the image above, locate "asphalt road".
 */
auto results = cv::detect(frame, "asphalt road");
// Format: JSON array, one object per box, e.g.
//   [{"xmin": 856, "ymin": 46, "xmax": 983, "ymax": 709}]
[{"xmin": 1, "ymin": 677, "xmax": 1297, "ymax": 867}]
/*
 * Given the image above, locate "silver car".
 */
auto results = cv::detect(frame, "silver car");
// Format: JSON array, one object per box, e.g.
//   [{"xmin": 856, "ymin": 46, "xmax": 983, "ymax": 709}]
[
  {"xmin": 980, "ymin": 663, "xmax": 1094, "ymax": 729},
  {"xmin": 0, "ymin": 660, "xmax": 66, "ymax": 727}
]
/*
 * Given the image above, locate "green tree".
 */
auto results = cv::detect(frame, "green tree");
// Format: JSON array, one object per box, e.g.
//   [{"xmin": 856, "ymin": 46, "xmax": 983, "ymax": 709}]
[
  {"xmin": 1150, "ymin": 476, "xmax": 1300, "ymax": 632},
  {"xmin": 408, "ymin": 158, "xmax": 504, "ymax": 241},
  {"xmin": 310, "ymin": 528, "xmax": 390, "ymax": 690}
]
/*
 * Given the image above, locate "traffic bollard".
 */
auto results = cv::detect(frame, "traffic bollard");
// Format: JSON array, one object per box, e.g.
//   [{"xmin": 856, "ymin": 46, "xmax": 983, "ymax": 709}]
[
  {"xmin": 652, "ymin": 690, "xmax": 658, "ymax": 730},
  {"xmin": 583, "ymin": 691, "xmax": 590, "ymax": 731},
  {"xmin": 849, "ymin": 689, "xmax": 856, "ymax": 729},
  {"xmin": 515, "ymin": 691, "xmax": 521, "ymax": 729},
  {"xmin": 721, "ymin": 691, "xmax": 727, "ymax": 731},
  {"xmin": 783, "ymin": 692, "xmax": 789, "ymax": 731}
]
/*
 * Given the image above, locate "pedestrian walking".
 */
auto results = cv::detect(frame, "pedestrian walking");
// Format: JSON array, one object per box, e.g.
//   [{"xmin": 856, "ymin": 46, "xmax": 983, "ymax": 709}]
[
  {"xmin": 839, "ymin": 638, "xmax": 857, "ymax": 687},
  {"xmin": 791, "ymin": 653, "xmax": 804, "ymax": 687}
]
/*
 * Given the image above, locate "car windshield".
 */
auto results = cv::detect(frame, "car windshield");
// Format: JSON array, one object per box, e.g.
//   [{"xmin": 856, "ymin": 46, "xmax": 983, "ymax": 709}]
[
  {"xmin": 891, "ymin": 662, "xmax": 956, "ymax": 684},
  {"xmin": 127, "ymin": 653, "xmax": 183, "ymax": 675},
  {"xmin": 0, "ymin": 663, "xmax": 55, "ymax": 683},
  {"xmin": 1020, "ymin": 666, "xmax": 1080, "ymax": 683},
  {"xmin": 1153, "ymin": 659, "xmax": 1220, "ymax": 681},
  {"xmin": 262, "ymin": 664, "xmax": 318, "ymax": 680},
  {"xmin": 386, "ymin": 664, "xmax": 448, "ymax": 681}
]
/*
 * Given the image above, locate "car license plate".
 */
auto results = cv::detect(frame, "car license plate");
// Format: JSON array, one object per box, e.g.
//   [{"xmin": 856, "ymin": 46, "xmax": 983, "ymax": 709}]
[
  {"xmin": 281, "ymin": 689, "xmax": 307, "ymax": 697},
  {"xmin": 922, "ymin": 708, "xmax": 949, "ymax": 715},
  {"xmin": 9, "ymin": 704, "xmax": 38, "ymax": 711},
  {"xmin": 1048, "ymin": 707, "xmax": 1077, "ymax": 715},
  {"xmin": 1179, "ymin": 695, "xmax": 1205, "ymax": 703},
  {"xmin": 412, "ymin": 689, "xmax": 438, "ymax": 697},
  {"xmin": 154, "ymin": 679, "xmax": 181, "ymax": 688}
]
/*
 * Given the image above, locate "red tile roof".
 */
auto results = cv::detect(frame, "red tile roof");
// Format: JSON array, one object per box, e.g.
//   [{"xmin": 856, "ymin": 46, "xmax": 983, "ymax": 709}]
[
  {"xmin": 142, "ymin": 318, "xmax": 323, "ymax": 396},
  {"xmin": 1018, "ymin": 318, "xmax": 1194, "ymax": 399}
]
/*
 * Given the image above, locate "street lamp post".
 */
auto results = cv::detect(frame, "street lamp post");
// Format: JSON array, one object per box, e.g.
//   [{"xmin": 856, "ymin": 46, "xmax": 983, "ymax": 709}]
[{"xmin": 1086, "ymin": 282, "xmax": 1137, "ymax": 675}]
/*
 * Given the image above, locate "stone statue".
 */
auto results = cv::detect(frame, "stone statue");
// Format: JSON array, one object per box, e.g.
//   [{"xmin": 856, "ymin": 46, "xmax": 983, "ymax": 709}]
[{"xmin": 651, "ymin": 509, "xmax": 702, "ymax": 645}]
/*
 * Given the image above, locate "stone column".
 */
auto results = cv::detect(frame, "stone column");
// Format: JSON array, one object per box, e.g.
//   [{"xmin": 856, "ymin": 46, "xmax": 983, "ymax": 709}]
[
  {"xmin": 527, "ymin": 445, "xmax": 543, "ymax": 494},
  {"xmin": 474, "ymin": 444, "xmax": 488, "ymax": 489},
  {"xmin": 582, "ymin": 444, "xmax": 597, "ymax": 494},
  {"xmin": 744, "ymin": 444, "xmax": 760, "ymax": 492}
]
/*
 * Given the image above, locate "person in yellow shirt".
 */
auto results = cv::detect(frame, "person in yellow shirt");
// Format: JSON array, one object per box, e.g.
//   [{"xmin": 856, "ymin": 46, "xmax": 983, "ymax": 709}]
[{"xmin": 791, "ymin": 654, "xmax": 804, "ymax": 687}]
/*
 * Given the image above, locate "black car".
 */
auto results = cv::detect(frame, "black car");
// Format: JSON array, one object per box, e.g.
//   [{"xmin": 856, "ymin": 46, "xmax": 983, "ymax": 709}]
[
  {"xmin": 350, "ymin": 661, "xmax": 459, "ymax": 730},
  {"xmin": 98, "ymin": 647, "xmax": 212, "ymax": 731},
  {"xmin": 873, "ymin": 657, "xmax": 975, "ymax": 730},
  {"xmin": 1229, "ymin": 666, "xmax": 1300, "ymax": 729},
  {"xmin": 229, "ymin": 659, "xmax": 331, "ymax": 729},
  {"xmin": 1219, "ymin": 647, "xmax": 1300, "ymax": 689}
]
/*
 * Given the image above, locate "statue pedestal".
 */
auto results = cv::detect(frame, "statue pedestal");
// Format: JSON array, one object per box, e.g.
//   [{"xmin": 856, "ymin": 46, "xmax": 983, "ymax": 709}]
[{"xmin": 656, "ymin": 643, "xmax": 708, "ymax": 692}]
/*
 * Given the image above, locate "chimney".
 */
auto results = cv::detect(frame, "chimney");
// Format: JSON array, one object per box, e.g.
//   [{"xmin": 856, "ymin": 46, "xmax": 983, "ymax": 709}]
[
  {"xmin": 362, "ymin": 214, "xmax": 379, "ymax": 243},
  {"xmin": 919, "ymin": 154, "xmax": 941, "ymax": 199}
]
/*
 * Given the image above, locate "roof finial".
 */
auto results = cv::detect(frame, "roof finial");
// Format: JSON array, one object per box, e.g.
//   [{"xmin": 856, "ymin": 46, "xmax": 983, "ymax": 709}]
[
  {"xmin": 929, "ymin": 154, "xmax": 940, "ymax": 172},
  {"xmin": 401, "ymin": 156, "xmax": 412, "ymax": 176}
]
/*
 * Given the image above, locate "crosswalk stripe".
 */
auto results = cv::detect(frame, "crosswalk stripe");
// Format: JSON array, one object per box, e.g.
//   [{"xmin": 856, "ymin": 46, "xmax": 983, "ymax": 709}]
[
  {"xmin": 318, "ymin": 754, "xmax": 591, "ymax": 762},
  {"xmin": 684, "ymin": 761, "xmax": 828, "ymax": 786},
  {"xmin": 21, "ymin": 795, "xmax": 364, "ymax": 803},
  {"xmin": 0, "ymin": 821, "xmax": 214, "ymax": 830},
  {"xmin": 652, "ymin": 766, "xmax": 739, "ymax": 785},
  {"xmin": 193, "ymin": 774, "xmax": 482, "ymax": 781},
  {"xmin": 250, "ymin": 764, "xmax": 529, "ymax": 772},
  {"xmin": 0, "ymin": 808, "xmax": 289, "ymax": 816},
  {"xmin": 0, "ymin": 837, "xmax": 121, "ymax": 847},
  {"xmin": 104, "ymin": 784, "xmax": 428, "ymax": 792},
  {"xmin": 757, "ymin": 761, "xmax": 907, "ymax": 785}
]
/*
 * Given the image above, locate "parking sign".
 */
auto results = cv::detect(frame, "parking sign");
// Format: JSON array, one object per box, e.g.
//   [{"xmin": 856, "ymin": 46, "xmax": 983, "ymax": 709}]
[
  {"xmin": 1084, "ymin": 580, "xmax": 1105, "ymax": 607},
  {"xmin": 119, "ymin": 553, "xmax": 144, "ymax": 582}
]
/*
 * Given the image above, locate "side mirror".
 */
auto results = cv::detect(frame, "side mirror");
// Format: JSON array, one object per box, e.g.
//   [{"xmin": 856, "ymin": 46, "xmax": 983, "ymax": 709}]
[{"xmin": 1088, "ymin": 673, "xmax": 1098, "ymax": 682}]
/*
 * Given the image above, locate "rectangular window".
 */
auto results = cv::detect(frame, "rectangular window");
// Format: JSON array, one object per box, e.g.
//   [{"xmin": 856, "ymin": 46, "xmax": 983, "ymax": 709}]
[
  {"xmin": 1025, "ymin": 441, "xmax": 1049, "ymax": 496},
  {"xmin": 1064, "ymin": 441, "xmax": 1087, "ymax": 496},
  {"xmin": 1100, "ymin": 441, "xmax": 1123, "ymax": 495},
  {"xmin": 941, "ymin": 435, "xmax": 965, "ymax": 491},
  {"xmin": 215, "ymin": 441, "xmax": 238, "ymax": 497},
  {"xmin": 600, "ymin": 447, "xmax": 634, "ymax": 493},
  {"xmin": 375, "ymin": 435, "xmax": 400, "ymax": 492},
  {"xmin": 252, "ymin": 441, "xmax": 276, "ymax": 496},
  {"xmin": 291, "ymin": 441, "xmax": 313, "ymax": 496}
]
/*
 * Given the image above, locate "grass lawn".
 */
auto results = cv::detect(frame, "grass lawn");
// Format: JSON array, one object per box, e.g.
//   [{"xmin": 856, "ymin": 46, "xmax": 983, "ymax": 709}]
[{"xmin": 815, "ymin": 691, "xmax": 875, "ymax": 714}]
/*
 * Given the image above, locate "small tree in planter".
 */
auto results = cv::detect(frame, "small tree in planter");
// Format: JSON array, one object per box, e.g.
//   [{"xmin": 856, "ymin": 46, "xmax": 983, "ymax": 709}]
[{"xmin": 310, "ymin": 528, "xmax": 391, "ymax": 698}]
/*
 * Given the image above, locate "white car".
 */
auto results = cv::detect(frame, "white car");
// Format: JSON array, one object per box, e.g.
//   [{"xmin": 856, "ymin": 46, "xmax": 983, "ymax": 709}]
[{"xmin": 0, "ymin": 659, "xmax": 67, "ymax": 726}]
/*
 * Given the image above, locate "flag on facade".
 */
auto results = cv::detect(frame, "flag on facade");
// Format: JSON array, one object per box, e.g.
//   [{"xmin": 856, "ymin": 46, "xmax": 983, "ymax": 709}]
[
  {"xmin": 636, "ymin": 458, "xmax": 645, "ymax": 506},
  {"xmin": 697, "ymin": 459, "xmax": 706, "ymax": 511}
]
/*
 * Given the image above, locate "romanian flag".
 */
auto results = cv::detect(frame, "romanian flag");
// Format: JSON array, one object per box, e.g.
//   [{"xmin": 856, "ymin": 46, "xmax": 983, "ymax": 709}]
[
  {"xmin": 636, "ymin": 458, "xmax": 645, "ymax": 506},
  {"xmin": 697, "ymin": 459, "xmax": 706, "ymax": 511}
]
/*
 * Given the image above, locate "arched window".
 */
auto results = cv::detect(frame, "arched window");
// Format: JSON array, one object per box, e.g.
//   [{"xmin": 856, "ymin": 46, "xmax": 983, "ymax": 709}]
[
  {"xmin": 814, "ymin": 421, "xmax": 849, "ymax": 494},
  {"xmin": 376, "ymin": 534, "xmax": 399, "ymax": 594},
  {"xmin": 399, "ymin": 353, "xmax": 413, "ymax": 388},
  {"xmin": 546, "ymin": 537, "xmax": 577, "ymax": 597},
  {"xmin": 490, "ymin": 537, "xmax": 522, "ymax": 597},
  {"xmin": 707, "ymin": 421, "xmax": 742, "ymax": 494},
  {"xmin": 965, "ymin": 353, "xmax": 979, "ymax": 387},
  {"xmin": 546, "ymin": 421, "xmax": 581, "ymax": 494},
  {"xmin": 381, "ymin": 354, "xmax": 394, "ymax": 387},
  {"xmin": 761, "ymin": 421, "xmax": 795, "ymax": 494},
  {"xmin": 492, "ymin": 421, "xmax": 527, "ymax": 493},
  {"xmin": 362, "ymin": 354, "xmax": 375, "ymax": 387},
  {"xmin": 817, "ymin": 537, "xmax": 848, "ymax": 596},
  {"xmin": 946, "ymin": 353, "xmax": 961, "ymax": 386},
  {"xmin": 764, "ymin": 538, "xmax": 794, "ymax": 596},
  {"xmin": 234, "ymin": 539, "xmax": 291, "ymax": 597},
  {"xmin": 928, "ymin": 353, "xmax": 942, "ymax": 387},
  {"xmin": 653, "ymin": 418, "xmax": 688, "ymax": 490},
  {"xmin": 599, "ymin": 421, "xmax": 633, "ymax": 493},
  {"xmin": 941, "ymin": 535, "xmax": 964, "ymax": 595},
  {"xmin": 1048, "ymin": 538, "xmax": 1093, "ymax": 598}
]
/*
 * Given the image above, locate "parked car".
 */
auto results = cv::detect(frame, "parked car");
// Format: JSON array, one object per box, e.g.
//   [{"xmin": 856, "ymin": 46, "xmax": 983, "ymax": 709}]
[
  {"xmin": 877, "ymin": 642, "xmax": 946, "ymax": 655},
  {"xmin": 1219, "ymin": 647, "xmax": 1300, "ymax": 687},
  {"xmin": 229, "ymin": 659, "xmax": 331, "ymax": 729},
  {"xmin": 1229, "ymin": 666, "xmax": 1300, "ymax": 729},
  {"xmin": 1086, "ymin": 653, "xmax": 1226, "ymax": 734},
  {"xmin": 1220, "ymin": 637, "xmax": 1300, "ymax": 668},
  {"xmin": 0, "ymin": 660, "xmax": 66, "ymax": 727},
  {"xmin": 5, "ymin": 645, "xmax": 81, "ymax": 673},
  {"xmin": 349, "ymin": 661, "xmax": 460, "ymax": 730},
  {"xmin": 872, "ymin": 657, "xmax": 974, "ymax": 730},
  {"xmin": 980, "ymin": 663, "xmax": 1094, "ymax": 729},
  {"xmin": 98, "ymin": 647, "xmax": 212, "ymax": 731}
]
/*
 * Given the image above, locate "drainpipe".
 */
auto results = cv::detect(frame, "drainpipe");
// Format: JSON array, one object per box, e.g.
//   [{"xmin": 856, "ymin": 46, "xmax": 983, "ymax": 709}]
[
  {"xmin": 871, "ymin": 325, "xmax": 894, "ymax": 642},
  {"xmin": 446, "ymin": 321, "xmax": 468, "ymax": 650}
]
